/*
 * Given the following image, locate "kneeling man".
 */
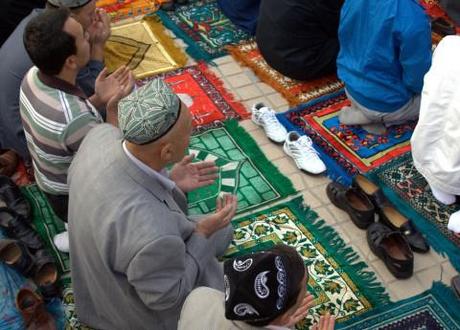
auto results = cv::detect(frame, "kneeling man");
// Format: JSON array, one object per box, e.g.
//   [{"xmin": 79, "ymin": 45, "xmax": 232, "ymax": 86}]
[{"xmin": 68, "ymin": 79, "xmax": 238, "ymax": 329}]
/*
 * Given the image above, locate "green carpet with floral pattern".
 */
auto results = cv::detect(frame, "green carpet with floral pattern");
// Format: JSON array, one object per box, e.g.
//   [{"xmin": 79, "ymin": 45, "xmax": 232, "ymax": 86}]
[{"xmin": 225, "ymin": 197, "xmax": 390, "ymax": 329}]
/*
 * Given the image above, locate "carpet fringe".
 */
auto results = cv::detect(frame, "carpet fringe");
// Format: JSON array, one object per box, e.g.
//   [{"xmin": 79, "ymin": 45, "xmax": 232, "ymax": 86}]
[
  {"xmin": 289, "ymin": 197, "xmax": 391, "ymax": 306},
  {"xmin": 224, "ymin": 120, "xmax": 296, "ymax": 197},
  {"xmin": 144, "ymin": 15, "xmax": 188, "ymax": 67},
  {"xmin": 155, "ymin": 11, "xmax": 215, "ymax": 62}
]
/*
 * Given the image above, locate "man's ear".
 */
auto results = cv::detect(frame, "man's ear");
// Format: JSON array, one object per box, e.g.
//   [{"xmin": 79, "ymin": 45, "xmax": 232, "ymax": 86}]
[
  {"xmin": 159, "ymin": 142, "xmax": 174, "ymax": 164},
  {"xmin": 64, "ymin": 54, "xmax": 78, "ymax": 71}
]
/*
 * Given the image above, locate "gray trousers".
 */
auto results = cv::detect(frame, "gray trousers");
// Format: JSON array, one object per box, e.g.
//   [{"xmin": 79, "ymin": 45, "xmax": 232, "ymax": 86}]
[{"xmin": 339, "ymin": 89, "xmax": 420, "ymax": 127}]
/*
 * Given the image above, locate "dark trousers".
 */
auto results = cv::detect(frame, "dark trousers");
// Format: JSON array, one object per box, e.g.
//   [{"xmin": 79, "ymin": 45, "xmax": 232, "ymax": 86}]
[{"xmin": 43, "ymin": 192, "xmax": 68, "ymax": 223}]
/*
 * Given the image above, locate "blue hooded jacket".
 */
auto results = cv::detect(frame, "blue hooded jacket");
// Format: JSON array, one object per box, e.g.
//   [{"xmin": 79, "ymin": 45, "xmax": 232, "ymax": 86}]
[{"xmin": 337, "ymin": 0, "xmax": 432, "ymax": 112}]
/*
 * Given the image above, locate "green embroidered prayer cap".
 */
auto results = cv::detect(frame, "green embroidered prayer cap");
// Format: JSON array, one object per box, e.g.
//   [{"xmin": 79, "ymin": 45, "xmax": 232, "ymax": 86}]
[
  {"xmin": 118, "ymin": 78, "xmax": 181, "ymax": 145},
  {"xmin": 47, "ymin": 0, "xmax": 92, "ymax": 9}
]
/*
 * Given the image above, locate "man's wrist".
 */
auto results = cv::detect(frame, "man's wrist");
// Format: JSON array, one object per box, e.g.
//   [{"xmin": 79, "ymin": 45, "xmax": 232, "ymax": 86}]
[{"xmin": 89, "ymin": 94, "xmax": 103, "ymax": 109}]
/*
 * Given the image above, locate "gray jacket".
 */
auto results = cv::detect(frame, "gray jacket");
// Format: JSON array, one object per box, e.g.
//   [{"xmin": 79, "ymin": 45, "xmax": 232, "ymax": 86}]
[{"xmin": 68, "ymin": 124, "xmax": 233, "ymax": 330}]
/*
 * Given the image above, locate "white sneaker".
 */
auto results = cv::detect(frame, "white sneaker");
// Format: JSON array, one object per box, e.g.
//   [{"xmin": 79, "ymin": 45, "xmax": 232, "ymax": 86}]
[
  {"xmin": 251, "ymin": 103, "xmax": 287, "ymax": 143},
  {"xmin": 53, "ymin": 231, "xmax": 69, "ymax": 253},
  {"xmin": 283, "ymin": 131, "xmax": 326, "ymax": 174}
]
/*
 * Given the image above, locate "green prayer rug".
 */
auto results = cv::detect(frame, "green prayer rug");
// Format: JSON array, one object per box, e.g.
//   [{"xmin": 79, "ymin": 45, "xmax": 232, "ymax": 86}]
[
  {"xmin": 21, "ymin": 185, "xmax": 89, "ymax": 330},
  {"xmin": 225, "ymin": 197, "xmax": 390, "ymax": 329},
  {"xmin": 338, "ymin": 282, "xmax": 460, "ymax": 329},
  {"xmin": 187, "ymin": 120, "xmax": 296, "ymax": 215},
  {"xmin": 368, "ymin": 153, "xmax": 460, "ymax": 272},
  {"xmin": 155, "ymin": 0, "xmax": 251, "ymax": 61}
]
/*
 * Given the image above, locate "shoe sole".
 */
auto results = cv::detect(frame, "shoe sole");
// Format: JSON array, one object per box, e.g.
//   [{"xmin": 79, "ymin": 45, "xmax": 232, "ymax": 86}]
[
  {"xmin": 283, "ymin": 144, "xmax": 326, "ymax": 175},
  {"xmin": 366, "ymin": 232, "xmax": 413, "ymax": 279},
  {"xmin": 251, "ymin": 114, "xmax": 285, "ymax": 145}
]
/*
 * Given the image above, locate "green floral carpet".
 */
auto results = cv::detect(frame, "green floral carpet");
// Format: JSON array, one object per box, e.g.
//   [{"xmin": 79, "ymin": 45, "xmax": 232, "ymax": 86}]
[
  {"xmin": 338, "ymin": 282, "xmax": 460, "ymax": 329},
  {"xmin": 187, "ymin": 120, "xmax": 296, "ymax": 215},
  {"xmin": 225, "ymin": 197, "xmax": 390, "ymax": 329}
]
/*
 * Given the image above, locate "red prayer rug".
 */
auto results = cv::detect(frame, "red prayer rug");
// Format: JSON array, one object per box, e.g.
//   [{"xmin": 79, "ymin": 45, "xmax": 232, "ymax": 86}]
[
  {"xmin": 277, "ymin": 90, "xmax": 414, "ymax": 185},
  {"xmin": 227, "ymin": 41, "xmax": 344, "ymax": 106},
  {"xmin": 137, "ymin": 62, "xmax": 250, "ymax": 130}
]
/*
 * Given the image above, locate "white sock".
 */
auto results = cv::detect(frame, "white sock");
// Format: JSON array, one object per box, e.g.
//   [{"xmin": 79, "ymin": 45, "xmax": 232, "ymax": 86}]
[
  {"xmin": 431, "ymin": 186, "xmax": 456, "ymax": 205},
  {"xmin": 448, "ymin": 210, "xmax": 460, "ymax": 234},
  {"xmin": 53, "ymin": 231, "xmax": 69, "ymax": 253}
]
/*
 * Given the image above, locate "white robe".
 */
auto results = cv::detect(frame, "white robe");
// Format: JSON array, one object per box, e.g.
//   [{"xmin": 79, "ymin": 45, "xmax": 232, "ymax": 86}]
[{"xmin": 411, "ymin": 36, "xmax": 460, "ymax": 195}]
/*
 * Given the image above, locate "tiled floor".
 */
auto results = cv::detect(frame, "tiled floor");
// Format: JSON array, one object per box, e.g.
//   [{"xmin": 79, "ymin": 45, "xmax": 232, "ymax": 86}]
[{"xmin": 170, "ymin": 37, "xmax": 458, "ymax": 301}]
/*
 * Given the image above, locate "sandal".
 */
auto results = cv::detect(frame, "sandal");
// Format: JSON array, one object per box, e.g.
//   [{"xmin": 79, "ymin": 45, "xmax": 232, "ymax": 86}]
[
  {"xmin": 367, "ymin": 222, "xmax": 413, "ymax": 279},
  {"xmin": 0, "ymin": 175, "xmax": 31, "ymax": 220},
  {"xmin": 16, "ymin": 288, "xmax": 57, "ymax": 330},
  {"xmin": 326, "ymin": 182, "xmax": 375, "ymax": 229},
  {"xmin": 0, "ymin": 239, "xmax": 35, "ymax": 277},
  {"xmin": 0, "ymin": 208, "xmax": 43, "ymax": 250}
]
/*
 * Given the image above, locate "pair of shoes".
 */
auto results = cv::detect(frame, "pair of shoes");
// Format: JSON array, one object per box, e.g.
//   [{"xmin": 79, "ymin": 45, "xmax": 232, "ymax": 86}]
[
  {"xmin": 16, "ymin": 288, "xmax": 57, "ymax": 330},
  {"xmin": 354, "ymin": 175, "xmax": 429, "ymax": 253},
  {"xmin": 0, "ymin": 149, "xmax": 19, "ymax": 177},
  {"xmin": 0, "ymin": 175, "xmax": 31, "ymax": 219},
  {"xmin": 252, "ymin": 104, "xmax": 326, "ymax": 174},
  {"xmin": 0, "ymin": 239, "xmax": 60, "ymax": 300}
]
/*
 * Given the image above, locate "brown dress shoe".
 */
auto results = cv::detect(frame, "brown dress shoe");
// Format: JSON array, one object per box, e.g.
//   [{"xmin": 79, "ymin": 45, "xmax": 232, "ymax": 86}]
[
  {"xmin": 16, "ymin": 288, "xmax": 56, "ymax": 330},
  {"xmin": 0, "ymin": 149, "xmax": 18, "ymax": 177}
]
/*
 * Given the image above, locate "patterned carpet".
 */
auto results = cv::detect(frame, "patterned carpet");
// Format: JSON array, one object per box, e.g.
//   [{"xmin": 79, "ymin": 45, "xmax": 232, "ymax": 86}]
[
  {"xmin": 338, "ymin": 282, "xmax": 460, "ymax": 330},
  {"xmin": 104, "ymin": 16, "xmax": 187, "ymax": 79},
  {"xmin": 137, "ymin": 63, "xmax": 249, "ymax": 130},
  {"xmin": 368, "ymin": 153, "xmax": 460, "ymax": 272},
  {"xmin": 156, "ymin": 0, "xmax": 250, "ymax": 61},
  {"xmin": 227, "ymin": 41, "xmax": 344, "ymax": 106},
  {"xmin": 225, "ymin": 197, "xmax": 390, "ymax": 329},
  {"xmin": 277, "ymin": 90, "xmax": 414, "ymax": 184},
  {"xmin": 187, "ymin": 120, "xmax": 296, "ymax": 215}
]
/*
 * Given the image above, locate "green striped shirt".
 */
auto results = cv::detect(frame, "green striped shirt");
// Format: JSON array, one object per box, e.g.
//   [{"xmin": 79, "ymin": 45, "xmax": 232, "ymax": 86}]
[{"xmin": 19, "ymin": 67, "xmax": 103, "ymax": 195}]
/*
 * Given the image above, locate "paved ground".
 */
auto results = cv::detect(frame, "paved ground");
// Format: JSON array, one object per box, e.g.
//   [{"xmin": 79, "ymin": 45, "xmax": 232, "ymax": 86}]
[{"xmin": 169, "ymin": 32, "xmax": 458, "ymax": 301}]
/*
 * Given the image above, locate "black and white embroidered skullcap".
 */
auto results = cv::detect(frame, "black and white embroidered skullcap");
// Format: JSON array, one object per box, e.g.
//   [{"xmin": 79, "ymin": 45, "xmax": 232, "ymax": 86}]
[{"xmin": 224, "ymin": 250, "xmax": 300, "ymax": 323}]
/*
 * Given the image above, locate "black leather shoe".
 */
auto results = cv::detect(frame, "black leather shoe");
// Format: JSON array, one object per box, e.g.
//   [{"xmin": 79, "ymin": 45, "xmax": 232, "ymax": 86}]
[
  {"xmin": 452, "ymin": 275, "xmax": 460, "ymax": 299},
  {"xmin": 33, "ymin": 250, "xmax": 61, "ymax": 301},
  {"xmin": 326, "ymin": 182, "xmax": 375, "ymax": 229},
  {"xmin": 379, "ymin": 206, "xmax": 430, "ymax": 253},
  {"xmin": 0, "ymin": 175, "xmax": 31, "ymax": 221},
  {"xmin": 0, "ymin": 239, "xmax": 35, "ymax": 277},
  {"xmin": 0, "ymin": 208, "xmax": 43, "ymax": 250},
  {"xmin": 352, "ymin": 174, "xmax": 388, "ymax": 209},
  {"xmin": 367, "ymin": 222, "xmax": 413, "ymax": 279}
]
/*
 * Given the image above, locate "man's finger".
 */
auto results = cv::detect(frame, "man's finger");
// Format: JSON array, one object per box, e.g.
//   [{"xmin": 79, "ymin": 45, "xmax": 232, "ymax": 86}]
[
  {"xmin": 111, "ymin": 65, "xmax": 127, "ymax": 79},
  {"xmin": 96, "ymin": 67, "xmax": 109, "ymax": 81},
  {"xmin": 181, "ymin": 154, "xmax": 195, "ymax": 165},
  {"xmin": 198, "ymin": 173, "xmax": 218, "ymax": 182}
]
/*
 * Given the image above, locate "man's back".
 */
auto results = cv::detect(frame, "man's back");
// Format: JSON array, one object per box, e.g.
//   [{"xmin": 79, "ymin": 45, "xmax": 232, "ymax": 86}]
[
  {"xmin": 0, "ymin": 9, "xmax": 40, "ymax": 158},
  {"xmin": 19, "ymin": 67, "xmax": 102, "ymax": 195},
  {"xmin": 68, "ymin": 124, "xmax": 230, "ymax": 329},
  {"xmin": 337, "ymin": 0, "xmax": 431, "ymax": 112}
]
